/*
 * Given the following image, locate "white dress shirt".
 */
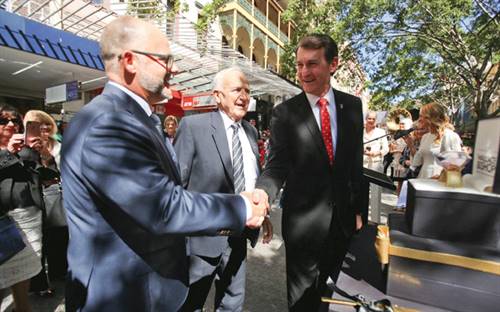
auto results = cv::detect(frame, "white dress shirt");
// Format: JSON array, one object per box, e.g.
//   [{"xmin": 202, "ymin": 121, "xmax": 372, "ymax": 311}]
[
  {"xmin": 219, "ymin": 111, "xmax": 259, "ymax": 193},
  {"xmin": 305, "ymin": 87, "xmax": 338, "ymax": 155},
  {"xmin": 108, "ymin": 81, "xmax": 153, "ymax": 117}
]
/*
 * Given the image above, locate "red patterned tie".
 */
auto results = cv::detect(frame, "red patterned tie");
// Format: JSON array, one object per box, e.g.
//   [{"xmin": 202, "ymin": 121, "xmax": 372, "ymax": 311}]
[{"xmin": 317, "ymin": 98, "xmax": 334, "ymax": 165}]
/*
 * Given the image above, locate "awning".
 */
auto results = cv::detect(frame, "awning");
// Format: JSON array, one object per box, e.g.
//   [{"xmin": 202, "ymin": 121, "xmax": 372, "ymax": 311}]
[
  {"xmin": 2, "ymin": 0, "xmax": 301, "ymax": 99},
  {"xmin": 0, "ymin": 9, "xmax": 105, "ymax": 97}
]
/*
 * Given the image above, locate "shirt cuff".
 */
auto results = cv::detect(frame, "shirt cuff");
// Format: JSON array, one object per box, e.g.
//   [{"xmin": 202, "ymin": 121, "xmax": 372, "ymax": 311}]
[{"xmin": 241, "ymin": 195, "xmax": 252, "ymax": 221}]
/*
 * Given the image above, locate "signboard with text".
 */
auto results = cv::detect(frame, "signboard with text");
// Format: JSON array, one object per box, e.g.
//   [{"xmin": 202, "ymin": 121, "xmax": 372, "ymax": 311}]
[{"xmin": 181, "ymin": 92, "xmax": 216, "ymax": 111}]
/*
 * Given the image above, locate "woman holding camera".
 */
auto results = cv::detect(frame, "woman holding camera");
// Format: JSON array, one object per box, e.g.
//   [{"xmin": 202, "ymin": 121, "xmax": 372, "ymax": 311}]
[{"xmin": 0, "ymin": 105, "xmax": 44, "ymax": 312}]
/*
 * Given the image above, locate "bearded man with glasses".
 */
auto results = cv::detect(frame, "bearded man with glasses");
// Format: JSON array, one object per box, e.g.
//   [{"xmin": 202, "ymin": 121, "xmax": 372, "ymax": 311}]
[{"xmin": 61, "ymin": 16, "xmax": 268, "ymax": 312}]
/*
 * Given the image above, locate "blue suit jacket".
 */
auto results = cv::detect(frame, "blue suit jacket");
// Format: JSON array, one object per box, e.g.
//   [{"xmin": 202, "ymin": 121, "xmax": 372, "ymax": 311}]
[{"xmin": 61, "ymin": 84, "xmax": 247, "ymax": 312}]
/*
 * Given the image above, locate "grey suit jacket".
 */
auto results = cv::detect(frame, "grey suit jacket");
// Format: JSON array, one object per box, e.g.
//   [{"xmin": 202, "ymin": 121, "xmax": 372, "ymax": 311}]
[
  {"xmin": 174, "ymin": 111, "xmax": 260, "ymax": 257},
  {"xmin": 61, "ymin": 84, "xmax": 248, "ymax": 312}
]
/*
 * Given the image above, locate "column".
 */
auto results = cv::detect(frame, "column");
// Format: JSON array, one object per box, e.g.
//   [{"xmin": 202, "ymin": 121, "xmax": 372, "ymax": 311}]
[
  {"xmin": 266, "ymin": 0, "xmax": 269, "ymax": 27},
  {"xmin": 232, "ymin": 10, "xmax": 238, "ymax": 50}
]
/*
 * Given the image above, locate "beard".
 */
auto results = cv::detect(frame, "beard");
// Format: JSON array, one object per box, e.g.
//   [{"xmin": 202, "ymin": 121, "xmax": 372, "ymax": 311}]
[{"xmin": 138, "ymin": 64, "xmax": 171, "ymax": 100}]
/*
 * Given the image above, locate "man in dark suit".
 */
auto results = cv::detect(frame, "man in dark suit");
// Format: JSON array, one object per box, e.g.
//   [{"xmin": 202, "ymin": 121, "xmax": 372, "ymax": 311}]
[
  {"xmin": 255, "ymin": 34, "xmax": 364, "ymax": 311},
  {"xmin": 60, "ymin": 16, "xmax": 267, "ymax": 312},
  {"xmin": 175, "ymin": 68, "xmax": 272, "ymax": 311}
]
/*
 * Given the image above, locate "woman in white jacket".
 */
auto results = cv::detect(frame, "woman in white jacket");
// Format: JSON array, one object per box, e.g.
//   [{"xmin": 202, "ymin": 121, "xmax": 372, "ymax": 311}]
[
  {"xmin": 411, "ymin": 102, "xmax": 462, "ymax": 179},
  {"xmin": 396, "ymin": 102, "xmax": 462, "ymax": 209}
]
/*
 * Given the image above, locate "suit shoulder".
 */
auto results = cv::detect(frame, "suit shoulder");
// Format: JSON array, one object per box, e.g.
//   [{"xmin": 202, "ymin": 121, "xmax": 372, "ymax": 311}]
[
  {"xmin": 273, "ymin": 92, "xmax": 305, "ymax": 113},
  {"xmin": 333, "ymin": 89, "xmax": 362, "ymax": 105},
  {"xmin": 179, "ymin": 112, "xmax": 211, "ymax": 127}
]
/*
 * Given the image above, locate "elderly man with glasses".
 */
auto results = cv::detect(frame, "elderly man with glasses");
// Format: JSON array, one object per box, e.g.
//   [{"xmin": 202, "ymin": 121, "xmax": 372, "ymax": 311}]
[{"xmin": 61, "ymin": 16, "xmax": 268, "ymax": 312}]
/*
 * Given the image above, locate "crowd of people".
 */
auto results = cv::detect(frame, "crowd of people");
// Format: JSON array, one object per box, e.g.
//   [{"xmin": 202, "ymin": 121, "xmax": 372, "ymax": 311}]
[
  {"xmin": 362, "ymin": 102, "xmax": 467, "ymax": 216},
  {"xmin": 0, "ymin": 14, "xmax": 471, "ymax": 312},
  {"xmin": 0, "ymin": 107, "xmax": 67, "ymax": 311}
]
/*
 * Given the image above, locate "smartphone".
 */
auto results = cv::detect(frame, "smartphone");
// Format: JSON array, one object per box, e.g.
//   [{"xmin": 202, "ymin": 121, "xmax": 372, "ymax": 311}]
[{"xmin": 24, "ymin": 121, "xmax": 41, "ymax": 143}]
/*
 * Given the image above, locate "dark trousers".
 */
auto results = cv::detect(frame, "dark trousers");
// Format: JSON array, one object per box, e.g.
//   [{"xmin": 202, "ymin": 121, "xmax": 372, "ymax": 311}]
[
  {"xmin": 180, "ymin": 238, "xmax": 247, "ymax": 312},
  {"xmin": 31, "ymin": 226, "xmax": 69, "ymax": 291},
  {"xmin": 288, "ymin": 218, "xmax": 351, "ymax": 312}
]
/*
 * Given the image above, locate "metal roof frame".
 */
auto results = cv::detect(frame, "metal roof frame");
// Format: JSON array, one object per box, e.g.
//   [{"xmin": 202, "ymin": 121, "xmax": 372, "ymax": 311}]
[{"xmin": 5, "ymin": 0, "xmax": 300, "ymax": 97}]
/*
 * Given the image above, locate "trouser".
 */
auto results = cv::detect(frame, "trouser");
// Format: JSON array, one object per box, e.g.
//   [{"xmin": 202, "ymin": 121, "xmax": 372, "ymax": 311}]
[
  {"xmin": 287, "ymin": 218, "xmax": 351, "ymax": 312},
  {"xmin": 180, "ymin": 237, "xmax": 247, "ymax": 312}
]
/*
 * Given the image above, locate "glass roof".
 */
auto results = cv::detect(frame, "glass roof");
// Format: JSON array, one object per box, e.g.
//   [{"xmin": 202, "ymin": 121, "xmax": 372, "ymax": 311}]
[{"xmin": 5, "ymin": 0, "xmax": 301, "ymax": 97}]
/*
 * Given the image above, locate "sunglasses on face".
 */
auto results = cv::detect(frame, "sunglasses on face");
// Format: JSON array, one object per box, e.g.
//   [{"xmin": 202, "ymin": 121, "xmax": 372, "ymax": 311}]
[{"xmin": 0, "ymin": 117, "xmax": 21, "ymax": 125}]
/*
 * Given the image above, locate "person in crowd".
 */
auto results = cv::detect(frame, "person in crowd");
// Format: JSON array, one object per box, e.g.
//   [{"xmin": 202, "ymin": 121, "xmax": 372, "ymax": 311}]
[
  {"xmin": 175, "ymin": 67, "xmax": 272, "ymax": 311},
  {"xmin": 254, "ymin": 34, "xmax": 364, "ymax": 311},
  {"xmin": 396, "ymin": 102, "xmax": 462, "ymax": 208},
  {"xmin": 24, "ymin": 110, "xmax": 68, "ymax": 296},
  {"xmin": 411, "ymin": 102, "xmax": 462, "ymax": 179},
  {"xmin": 390, "ymin": 118, "xmax": 412, "ymax": 195},
  {"xmin": 163, "ymin": 115, "xmax": 178, "ymax": 143},
  {"xmin": 60, "ymin": 16, "xmax": 268, "ymax": 312},
  {"xmin": 399, "ymin": 117, "xmax": 428, "ymax": 179},
  {"xmin": 0, "ymin": 105, "xmax": 44, "ymax": 312},
  {"xmin": 362, "ymin": 111, "xmax": 389, "ymax": 223}
]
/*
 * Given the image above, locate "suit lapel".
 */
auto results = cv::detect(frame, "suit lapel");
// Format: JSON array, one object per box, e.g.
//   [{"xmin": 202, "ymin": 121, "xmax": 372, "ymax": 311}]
[
  {"xmin": 332, "ymin": 89, "xmax": 344, "ymax": 168},
  {"xmin": 210, "ymin": 112, "xmax": 234, "ymax": 184},
  {"xmin": 115, "ymin": 87, "xmax": 182, "ymax": 183},
  {"xmin": 297, "ymin": 92, "xmax": 331, "ymax": 165}
]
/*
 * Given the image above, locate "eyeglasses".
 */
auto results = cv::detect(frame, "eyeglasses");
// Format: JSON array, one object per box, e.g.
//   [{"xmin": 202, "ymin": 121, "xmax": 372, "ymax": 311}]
[
  {"xmin": 0, "ymin": 117, "xmax": 21, "ymax": 125},
  {"xmin": 119, "ymin": 50, "xmax": 174, "ymax": 71}
]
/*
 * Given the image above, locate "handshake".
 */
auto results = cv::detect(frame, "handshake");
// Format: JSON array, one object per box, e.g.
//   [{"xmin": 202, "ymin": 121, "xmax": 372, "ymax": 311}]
[{"xmin": 241, "ymin": 188, "xmax": 269, "ymax": 229}]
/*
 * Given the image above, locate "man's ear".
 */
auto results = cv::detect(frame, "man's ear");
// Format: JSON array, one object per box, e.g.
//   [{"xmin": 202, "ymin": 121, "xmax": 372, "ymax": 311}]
[
  {"xmin": 329, "ymin": 57, "xmax": 339, "ymax": 75},
  {"xmin": 213, "ymin": 90, "xmax": 221, "ymax": 104},
  {"xmin": 122, "ymin": 51, "xmax": 137, "ymax": 74}
]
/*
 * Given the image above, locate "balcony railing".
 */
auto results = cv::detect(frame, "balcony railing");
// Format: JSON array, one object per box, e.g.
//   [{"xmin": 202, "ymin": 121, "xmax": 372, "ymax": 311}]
[{"xmin": 235, "ymin": 0, "xmax": 288, "ymax": 44}]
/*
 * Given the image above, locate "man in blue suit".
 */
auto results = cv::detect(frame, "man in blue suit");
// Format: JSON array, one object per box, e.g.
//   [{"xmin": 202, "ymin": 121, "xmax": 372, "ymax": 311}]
[
  {"xmin": 61, "ymin": 16, "xmax": 268, "ymax": 312},
  {"xmin": 175, "ymin": 68, "xmax": 273, "ymax": 311}
]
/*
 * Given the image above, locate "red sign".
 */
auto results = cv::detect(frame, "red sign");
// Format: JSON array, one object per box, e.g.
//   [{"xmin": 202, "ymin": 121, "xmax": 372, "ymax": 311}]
[{"xmin": 182, "ymin": 92, "xmax": 217, "ymax": 111}]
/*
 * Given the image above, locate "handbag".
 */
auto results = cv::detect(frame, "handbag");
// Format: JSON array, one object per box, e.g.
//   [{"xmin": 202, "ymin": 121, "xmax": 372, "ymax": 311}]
[
  {"xmin": 43, "ymin": 183, "xmax": 67, "ymax": 227},
  {"xmin": 0, "ymin": 214, "xmax": 26, "ymax": 265}
]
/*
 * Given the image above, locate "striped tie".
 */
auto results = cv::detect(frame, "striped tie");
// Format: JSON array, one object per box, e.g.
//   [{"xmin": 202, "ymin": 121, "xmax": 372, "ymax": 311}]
[{"xmin": 231, "ymin": 123, "xmax": 245, "ymax": 194}]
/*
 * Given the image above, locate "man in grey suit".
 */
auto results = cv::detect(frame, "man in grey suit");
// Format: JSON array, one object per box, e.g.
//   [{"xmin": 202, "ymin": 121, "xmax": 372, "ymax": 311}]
[
  {"xmin": 175, "ymin": 68, "xmax": 272, "ymax": 311},
  {"xmin": 61, "ymin": 17, "xmax": 268, "ymax": 312}
]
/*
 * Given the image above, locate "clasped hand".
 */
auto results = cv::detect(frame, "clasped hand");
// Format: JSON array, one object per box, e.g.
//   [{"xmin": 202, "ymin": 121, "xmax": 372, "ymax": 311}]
[{"xmin": 241, "ymin": 188, "xmax": 269, "ymax": 229}]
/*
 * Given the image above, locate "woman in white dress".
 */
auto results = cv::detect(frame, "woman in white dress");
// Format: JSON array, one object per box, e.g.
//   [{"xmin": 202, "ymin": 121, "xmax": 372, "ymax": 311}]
[
  {"xmin": 363, "ymin": 111, "xmax": 389, "ymax": 223},
  {"xmin": 0, "ymin": 105, "xmax": 44, "ymax": 312}
]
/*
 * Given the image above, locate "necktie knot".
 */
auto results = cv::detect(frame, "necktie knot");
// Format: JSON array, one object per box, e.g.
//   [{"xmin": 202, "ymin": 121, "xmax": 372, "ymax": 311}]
[
  {"xmin": 231, "ymin": 123, "xmax": 240, "ymax": 131},
  {"xmin": 317, "ymin": 98, "xmax": 329, "ymax": 109}
]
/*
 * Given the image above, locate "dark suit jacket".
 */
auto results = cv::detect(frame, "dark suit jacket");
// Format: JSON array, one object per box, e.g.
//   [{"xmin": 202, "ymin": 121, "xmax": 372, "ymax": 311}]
[
  {"xmin": 255, "ymin": 89, "xmax": 363, "ymax": 304},
  {"xmin": 61, "ymin": 84, "xmax": 247, "ymax": 312},
  {"xmin": 174, "ymin": 111, "xmax": 260, "ymax": 259}
]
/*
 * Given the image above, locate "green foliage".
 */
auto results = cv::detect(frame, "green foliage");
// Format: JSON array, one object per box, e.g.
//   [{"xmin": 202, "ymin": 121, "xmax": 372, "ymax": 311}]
[
  {"xmin": 336, "ymin": 0, "xmax": 499, "ymax": 120},
  {"xmin": 195, "ymin": 0, "xmax": 231, "ymax": 33},
  {"xmin": 127, "ymin": 0, "xmax": 187, "ymax": 21}
]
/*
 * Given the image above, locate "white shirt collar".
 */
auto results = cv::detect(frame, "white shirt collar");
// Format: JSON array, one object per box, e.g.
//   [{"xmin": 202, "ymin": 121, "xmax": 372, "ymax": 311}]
[
  {"xmin": 108, "ymin": 81, "xmax": 153, "ymax": 116},
  {"xmin": 305, "ymin": 87, "xmax": 335, "ymax": 108},
  {"xmin": 219, "ymin": 110, "xmax": 242, "ymax": 131}
]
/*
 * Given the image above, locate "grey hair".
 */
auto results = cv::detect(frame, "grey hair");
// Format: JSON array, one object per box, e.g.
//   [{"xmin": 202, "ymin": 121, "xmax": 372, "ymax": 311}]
[
  {"xmin": 365, "ymin": 110, "xmax": 377, "ymax": 119},
  {"xmin": 212, "ymin": 67, "xmax": 245, "ymax": 91}
]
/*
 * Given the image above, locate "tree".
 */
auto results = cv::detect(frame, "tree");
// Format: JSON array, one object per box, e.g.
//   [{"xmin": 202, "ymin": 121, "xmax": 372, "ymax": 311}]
[
  {"xmin": 334, "ymin": 0, "xmax": 499, "ymax": 119},
  {"xmin": 280, "ymin": 1, "xmax": 358, "ymax": 83}
]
